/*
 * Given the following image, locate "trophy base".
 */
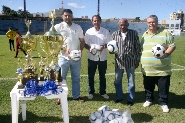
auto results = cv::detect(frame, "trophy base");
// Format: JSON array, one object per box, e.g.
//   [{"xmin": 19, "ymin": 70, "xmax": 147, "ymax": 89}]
[
  {"xmin": 38, "ymin": 76, "xmax": 45, "ymax": 81},
  {"xmin": 22, "ymin": 75, "xmax": 38, "ymax": 85},
  {"xmin": 17, "ymin": 84, "xmax": 25, "ymax": 89}
]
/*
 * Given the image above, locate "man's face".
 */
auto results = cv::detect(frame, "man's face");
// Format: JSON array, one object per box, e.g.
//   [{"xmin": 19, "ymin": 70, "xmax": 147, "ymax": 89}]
[
  {"xmin": 119, "ymin": 20, "xmax": 128, "ymax": 32},
  {"xmin": 147, "ymin": 18, "xmax": 158, "ymax": 30},
  {"xmin": 62, "ymin": 12, "xmax": 73, "ymax": 24},
  {"xmin": 92, "ymin": 16, "xmax": 101, "ymax": 29}
]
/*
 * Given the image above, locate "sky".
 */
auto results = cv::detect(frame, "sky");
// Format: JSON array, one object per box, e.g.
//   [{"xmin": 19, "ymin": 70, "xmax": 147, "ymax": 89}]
[{"xmin": 0, "ymin": 0, "xmax": 185, "ymax": 20}]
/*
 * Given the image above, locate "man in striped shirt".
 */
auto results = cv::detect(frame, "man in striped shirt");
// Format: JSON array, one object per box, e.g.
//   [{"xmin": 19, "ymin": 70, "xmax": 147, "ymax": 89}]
[
  {"xmin": 112, "ymin": 19, "xmax": 141, "ymax": 106},
  {"xmin": 141, "ymin": 15, "xmax": 176, "ymax": 113}
]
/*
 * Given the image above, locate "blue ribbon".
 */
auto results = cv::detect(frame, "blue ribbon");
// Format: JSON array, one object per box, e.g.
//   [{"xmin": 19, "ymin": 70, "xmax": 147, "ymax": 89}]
[{"xmin": 23, "ymin": 79, "xmax": 63, "ymax": 97}]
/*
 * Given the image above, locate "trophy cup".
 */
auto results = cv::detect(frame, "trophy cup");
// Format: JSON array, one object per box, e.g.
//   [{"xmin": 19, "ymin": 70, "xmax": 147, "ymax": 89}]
[
  {"xmin": 16, "ymin": 59, "xmax": 24, "ymax": 89},
  {"xmin": 17, "ymin": 20, "xmax": 38, "ymax": 87},
  {"xmin": 39, "ymin": 11, "xmax": 64, "ymax": 82}
]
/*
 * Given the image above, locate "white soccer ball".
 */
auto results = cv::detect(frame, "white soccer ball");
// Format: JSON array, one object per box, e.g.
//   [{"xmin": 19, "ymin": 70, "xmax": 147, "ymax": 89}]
[
  {"xmin": 98, "ymin": 105, "xmax": 110, "ymax": 117},
  {"xmin": 104, "ymin": 111, "xmax": 115, "ymax": 122},
  {"xmin": 89, "ymin": 111, "xmax": 102, "ymax": 123},
  {"xmin": 69, "ymin": 50, "xmax": 81, "ymax": 61},
  {"xmin": 90, "ymin": 44, "xmax": 101, "ymax": 56},
  {"xmin": 152, "ymin": 44, "xmax": 166, "ymax": 57},
  {"xmin": 107, "ymin": 40, "xmax": 118, "ymax": 53}
]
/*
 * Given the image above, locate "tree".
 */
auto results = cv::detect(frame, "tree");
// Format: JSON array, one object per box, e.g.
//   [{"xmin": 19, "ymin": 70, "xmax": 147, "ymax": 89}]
[
  {"xmin": 2, "ymin": 5, "xmax": 11, "ymax": 16},
  {"xmin": 133, "ymin": 17, "xmax": 141, "ymax": 22},
  {"xmin": 10, "ymin": 10, "xmax": 18, "ymax": 17}
]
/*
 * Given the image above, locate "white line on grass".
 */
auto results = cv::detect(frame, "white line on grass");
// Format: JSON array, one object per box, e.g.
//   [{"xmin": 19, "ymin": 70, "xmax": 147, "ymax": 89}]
[{"xmin": 1, "ymin": 63, "xmax": 184, "ymax": 80}]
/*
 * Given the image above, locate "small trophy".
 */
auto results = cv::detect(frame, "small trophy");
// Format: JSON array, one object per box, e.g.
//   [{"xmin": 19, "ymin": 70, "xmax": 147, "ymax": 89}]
[
  {"xmin": 16, "ymin": 59, "xmax": 24, "ymax": 89},
  {"xmin": 39, "ymin": 11, "xmax": 64, "ymax": 82},
  {"xmin": 20, "ymin": 20, "xmax": 38, "ymax": 85}
]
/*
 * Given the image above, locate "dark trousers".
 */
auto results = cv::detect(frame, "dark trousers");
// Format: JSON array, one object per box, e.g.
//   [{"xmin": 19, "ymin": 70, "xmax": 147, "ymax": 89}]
[
  {"xmin": 143, "ymin": 74, "xmax": 171, "ymax": 105},
  {"xmin": 88, "ymin": 59, "xmax": 107, "ymax": 95},
  {"xmin": 9, "ymin": 39, "xmax": 15, "ymax": 50},
  {"xmin": 15, "ymin": 43, "xmax": 27, "ymax": 57}
]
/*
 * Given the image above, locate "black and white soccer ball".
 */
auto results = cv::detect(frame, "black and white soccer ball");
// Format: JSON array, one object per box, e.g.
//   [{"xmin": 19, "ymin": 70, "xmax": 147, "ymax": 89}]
[
  {"xmin": 152, "ymin": 44, "xmax": 165, "ymax": 57},
  {"xmin": 107, "ymin": 40, "xmax": 118, "ymax": 53},
  {"xmin": 90, "ymin": 44, "xmax": 101, "ymax": 56},
  {"xmin": 89, "ymin": 111, "xmax": 102, "ymax": 123},
  {"xmin": 69, "ymin": 50, "xmax": 81, "ymax": 61}
]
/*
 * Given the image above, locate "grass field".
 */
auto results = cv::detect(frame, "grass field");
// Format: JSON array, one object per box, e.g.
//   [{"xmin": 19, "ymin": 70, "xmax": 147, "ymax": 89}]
[{"xmin": 0, "ymin": 35, "xmax": 185, "ymax": 123}]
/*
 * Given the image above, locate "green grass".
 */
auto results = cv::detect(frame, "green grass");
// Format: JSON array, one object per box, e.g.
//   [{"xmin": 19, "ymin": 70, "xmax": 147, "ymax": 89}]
[{"xmin": 0, "ymin": 35, "xmax": 185, "ymax": 123}]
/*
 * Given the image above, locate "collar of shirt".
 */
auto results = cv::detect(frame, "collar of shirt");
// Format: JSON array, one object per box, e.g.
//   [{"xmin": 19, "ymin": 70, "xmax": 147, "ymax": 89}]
[
  {"xmin": 62, "ymin": 21, "xmax": 73, "ymax": 27},
  {"xmin": 93, "ymin": 27, "xmax": 102, "ymax": 33},
  {"xmin": 145, "ymin": 27, "xmax": 164, "ymax": 35}
]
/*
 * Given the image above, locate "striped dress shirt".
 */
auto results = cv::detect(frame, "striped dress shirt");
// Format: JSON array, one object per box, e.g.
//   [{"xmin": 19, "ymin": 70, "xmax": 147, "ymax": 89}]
[{"xmin": 112, "ymin": 29, "xmax": 141, "ymax": 69}]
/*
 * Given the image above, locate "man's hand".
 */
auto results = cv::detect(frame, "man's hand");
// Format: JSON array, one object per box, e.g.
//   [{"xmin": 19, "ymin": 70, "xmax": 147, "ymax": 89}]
[
  {"xmin": 135, "ymin": 62, "xmax": 139, "ymax": 69},
  {"xmin": 157, "ymin": 53, "xmax": 169, "ymax": 59},
  {"xmin": 66, "ymin": 49, "xmax": 71, "ymax": 59},
  {"xmin": 109, "ymin": 51, "xmax": 116, "ymax": 54}
]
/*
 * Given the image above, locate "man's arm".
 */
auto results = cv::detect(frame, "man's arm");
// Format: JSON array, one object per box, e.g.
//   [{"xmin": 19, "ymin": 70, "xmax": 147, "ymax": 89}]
[{"xmin": 79, "ymin": 38, "xmax": 85, "ymax": 51}]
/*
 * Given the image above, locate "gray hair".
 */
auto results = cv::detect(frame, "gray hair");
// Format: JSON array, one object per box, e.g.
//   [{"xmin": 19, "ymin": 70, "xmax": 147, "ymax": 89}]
[
  {"xmin": 118, "ymin": 18, "xmax": 128, "ymax": 24},
  {"xmin": 147, "ymin": 15, "xmax": 158, "ymax": 23}
]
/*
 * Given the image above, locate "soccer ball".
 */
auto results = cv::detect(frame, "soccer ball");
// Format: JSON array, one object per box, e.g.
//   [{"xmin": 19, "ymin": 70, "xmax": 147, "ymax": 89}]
[
  {"xmin": 107, "ymin": 40, "xmax": 118, "ymax": 53},
  {"xmin": 90, "ymin": 44, "xmax": 101, "ymax": 56},
  {"xmin": 152, "ymin": 44, "xmax": 165, "ymax": 57},
  {"xmin": 89, "ymin": 111, "xmax": 102, "ymax": 123},
  {"xmin": 69, "ymin": 50, "xmax": 81, "ymax": 61}
]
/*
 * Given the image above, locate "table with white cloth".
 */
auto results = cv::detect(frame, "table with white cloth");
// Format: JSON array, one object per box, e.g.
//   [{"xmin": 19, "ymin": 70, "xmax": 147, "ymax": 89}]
[{"xmin": 10, "ymin": 80, "xmax": 69, "ymax": 123}]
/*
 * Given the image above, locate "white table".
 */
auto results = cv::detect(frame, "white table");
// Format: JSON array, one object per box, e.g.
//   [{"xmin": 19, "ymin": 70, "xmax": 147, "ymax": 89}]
[{"xmin": 10, "ymin": 80, "xmax": 69, "ymax": 123}]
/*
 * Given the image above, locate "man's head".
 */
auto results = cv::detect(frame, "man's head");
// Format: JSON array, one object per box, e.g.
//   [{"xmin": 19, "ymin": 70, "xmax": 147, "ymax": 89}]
[
  {"xmin": 118, "ymin": 19, "xmax": 129, "ymax": 33},
  {"xmin": 62, "ymin": 9, "xmax": 73, "ymax": 25},
  {"xmin": 9, "ymin": 27, "xmax": 12, "ymax": 30},
  {"xmin": 147, "ymin": 15, "xmax": 158, "ymax": 31},
  {"xmin": 91, "ymin": 15, "xmax": 101, "ymax": 30}
]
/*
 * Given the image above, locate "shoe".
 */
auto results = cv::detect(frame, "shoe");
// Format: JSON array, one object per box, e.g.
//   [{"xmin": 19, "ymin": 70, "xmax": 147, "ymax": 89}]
[
  {"xmin": 13, "ymin": 56, "xmax": 17, "ymax": 58},
  {"xmin": 161, "ymin": 105, "xmax": 169, "ymax": 113},
  {"xmin": 74, "ymin": 97, "xmax": 85, "ymax": 103},
  {"xmin": 101, "ymin": 94, "xmax": 109, "ymax": 99},
  {"xmin": 56, "ymin": 98, "xmax": 60, "ymax": 105},
  {"xmin": 143, "ymin": 101, "xmax": 152, "ymax": 107},
  {"xmin": 114, "ymin": 99, "xmax": 123, "ymax": 103},
  {"xmin": 88, "ymin": 94, "xmax": 93, "ymax": 99},
  {"xmin": 127, "ymin": 101, "xmax": 134, "ymax": 106}
]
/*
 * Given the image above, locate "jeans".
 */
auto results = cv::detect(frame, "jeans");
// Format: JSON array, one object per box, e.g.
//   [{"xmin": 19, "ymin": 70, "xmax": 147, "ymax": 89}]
[
  {"xmin": 143, "ymin": 75, "xmax": 171, "ymax": 105},
  {"xmin": 88, "ymin": 59, "xmax": 107, "ymax": 95},
  {"xmin": 114, "ymin": 67, "xmax": 135, "ymax": 102},
  {"xmin": 58, "ymin": 57, "xmax": 81, "ymax": 99}
]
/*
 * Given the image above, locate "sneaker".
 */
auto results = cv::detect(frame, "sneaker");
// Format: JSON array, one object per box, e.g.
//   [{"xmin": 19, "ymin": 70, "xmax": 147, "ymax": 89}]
[
  {"xmin": 101, "ymin": 94, "xmax": 109, "ymax": 99},
  {"xmin": 161, "ymin": 105, "xmax": 169, "ymax": 113},
  {"xmin": 143, "ymin": 101, "xmax": 152, "ymax": 107},
  {"xmin": 88, "ymin": 94, "xmax": 93, "ymax": 99}
]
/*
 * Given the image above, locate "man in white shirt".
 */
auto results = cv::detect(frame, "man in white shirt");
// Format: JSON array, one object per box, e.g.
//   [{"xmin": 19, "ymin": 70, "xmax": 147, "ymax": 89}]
[
  {"xmin": 54, "ymin": 9, "xmax": 85, "ymax": 104},
  {"xmin": 84, "ymin": 15, "xmax": 111, "ymax": 99}
]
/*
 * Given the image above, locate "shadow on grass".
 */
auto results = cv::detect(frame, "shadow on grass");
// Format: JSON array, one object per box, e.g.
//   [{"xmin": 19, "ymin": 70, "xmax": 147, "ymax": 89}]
[
  {"xmin": 132, "ymin": 113, "xmax": 153, "ymax": 122},
  {"xmin": 69, "ymin": 116, "xmax": 89, "ymax": 123},
  {"xmin": 18, "ymin": 111, "xmax": 62, "ymax": 123},
  {"xmin": 67, "ymin": 91, "xmax": 185, "ymax": 109}
]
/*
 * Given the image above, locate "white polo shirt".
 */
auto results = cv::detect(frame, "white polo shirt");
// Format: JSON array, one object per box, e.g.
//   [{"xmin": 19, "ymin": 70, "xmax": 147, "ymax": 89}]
[
  {"xmin": 54, "ymin": 22, "xmax": 84, "ymax": 59},
  {"xmin": 84, "ymin": 27, "xmax": 111, "ymax": 61}
]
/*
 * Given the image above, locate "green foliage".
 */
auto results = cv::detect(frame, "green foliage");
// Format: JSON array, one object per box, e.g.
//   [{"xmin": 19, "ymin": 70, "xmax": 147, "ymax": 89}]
[
  {"xmin": 1, "ymin": 5, "xmax": 32, "ymax": 17},
  {"xmin": 133, "ymin": 17, "xmax": 141, "ymax": 22},
  {"xmin": 0, "ymin": 35, "xmax": 185, "ymax": 123}
]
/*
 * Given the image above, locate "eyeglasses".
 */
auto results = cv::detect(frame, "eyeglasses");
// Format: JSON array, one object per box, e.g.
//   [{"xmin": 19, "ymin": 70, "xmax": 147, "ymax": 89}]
[{"xmin": 147, "ymin": 22, "xmax": 156, "ymax": 24}]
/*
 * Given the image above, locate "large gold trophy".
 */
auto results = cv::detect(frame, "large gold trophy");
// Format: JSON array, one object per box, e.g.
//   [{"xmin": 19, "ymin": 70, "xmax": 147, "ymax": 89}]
[
  {"xmin": 39, "ymin": 11, "xmax": 64, "ymax": 82},
  {"xmin": 16, "ymin": 20, "xmax": 37, "ymax": 89}
]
